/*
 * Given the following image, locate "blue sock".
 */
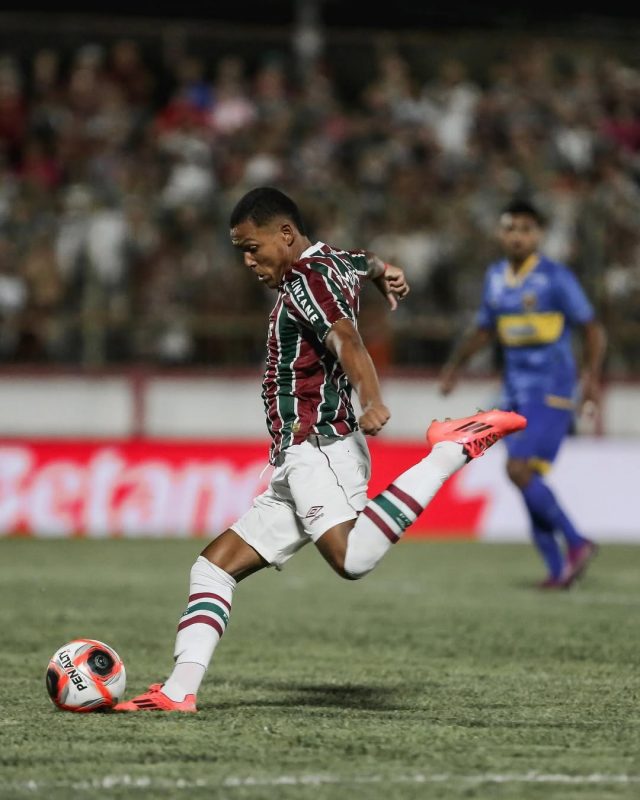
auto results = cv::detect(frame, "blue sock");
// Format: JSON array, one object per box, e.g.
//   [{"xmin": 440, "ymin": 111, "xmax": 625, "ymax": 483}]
[
  {"xmin": 530, "ymin": 523, "xmax": 565, "ymax": 580},
  {"xmin": 522, "ymin": 475, "xmax": 587, "ymax": 550}
]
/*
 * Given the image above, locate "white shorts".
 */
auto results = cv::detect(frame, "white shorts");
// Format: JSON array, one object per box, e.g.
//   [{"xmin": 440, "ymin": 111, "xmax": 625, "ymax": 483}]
[{"xmin": 231, "ymin": 431, "xmax": 371, "ymax": 568}]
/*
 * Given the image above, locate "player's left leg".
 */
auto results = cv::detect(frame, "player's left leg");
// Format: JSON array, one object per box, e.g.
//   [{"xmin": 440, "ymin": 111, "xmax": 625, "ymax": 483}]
[
  {"xmin": 116, "ymin": 459, "xmax": 322, "ymax": 712},
  {"xmin": 158, "ymin": 532, "xmax": 268, "ymax": 705},
  {"xmin": 115, "ymin": 531, "xmax": 267, "ymax": 712}
]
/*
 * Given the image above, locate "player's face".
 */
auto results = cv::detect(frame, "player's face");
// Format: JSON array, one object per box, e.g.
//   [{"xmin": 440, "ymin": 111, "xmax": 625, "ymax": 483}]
[
  {"xmin": 230, "ymin": 218, "xmax": 294, "ymax": 289},
  {"xmin": 498, "ymin": 213, "xmax": 542, "ymax": 263}
]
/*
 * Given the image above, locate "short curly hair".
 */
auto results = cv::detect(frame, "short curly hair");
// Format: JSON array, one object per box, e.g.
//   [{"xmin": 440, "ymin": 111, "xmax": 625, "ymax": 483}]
[{"xmin": 230, "ymin": 187, "xmax": 307, "ymax": 234}]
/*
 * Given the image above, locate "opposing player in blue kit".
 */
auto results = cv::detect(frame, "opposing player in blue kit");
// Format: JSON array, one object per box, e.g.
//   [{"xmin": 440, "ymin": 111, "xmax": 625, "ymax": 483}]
[{"xmin": 440, "ymin": 200, "xmax": 606, "ymax": 588}]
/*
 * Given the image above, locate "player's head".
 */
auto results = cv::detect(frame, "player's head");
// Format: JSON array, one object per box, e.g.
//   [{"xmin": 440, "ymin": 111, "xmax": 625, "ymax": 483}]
[
  {"xmin": 230, "ymin": 187, "xmax": 308, "ymax": 289},
  {"xmin": 498, "ymin": 199, "xmax": 545, "ymax": 264},
  {"xmin": 230, "ymin": 187, "xmax": 306, "ymax": 234}
]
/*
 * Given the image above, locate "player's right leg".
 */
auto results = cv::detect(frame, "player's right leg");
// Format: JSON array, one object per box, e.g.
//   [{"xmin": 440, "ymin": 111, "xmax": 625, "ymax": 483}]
[
  {"xmin": 425, "ymin": 408, "xmax": 527, "ymax": 459},
  {"xmin": 507, "ymin": 457, "xmax": 567, "ymax": 586},
  {"xmin": 306, "ymin": 410, "xmax": 526, "ymax": 579}
]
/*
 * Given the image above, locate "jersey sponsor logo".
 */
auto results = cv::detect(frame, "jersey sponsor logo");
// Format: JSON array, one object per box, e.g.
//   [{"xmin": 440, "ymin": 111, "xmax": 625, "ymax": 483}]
[
  {"xmin": 290, "ymin": 279, "xmax": 320, "ymax": 323},
  {"xmin": 497, "ymin": 311, "xmax": 564, "ymax": 346}
]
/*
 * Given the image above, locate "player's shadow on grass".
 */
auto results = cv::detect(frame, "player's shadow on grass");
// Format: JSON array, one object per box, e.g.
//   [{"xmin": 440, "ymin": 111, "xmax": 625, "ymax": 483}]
[{"xmin": 213, "ymin": 679, "xmax": 420, "ymax": 711}]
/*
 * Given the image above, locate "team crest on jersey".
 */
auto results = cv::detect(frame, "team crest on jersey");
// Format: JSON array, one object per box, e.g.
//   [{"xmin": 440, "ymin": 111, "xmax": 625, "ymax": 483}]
[{"xmin": 522, "ymin": 292, "xmax": 537, "ymax": 311}]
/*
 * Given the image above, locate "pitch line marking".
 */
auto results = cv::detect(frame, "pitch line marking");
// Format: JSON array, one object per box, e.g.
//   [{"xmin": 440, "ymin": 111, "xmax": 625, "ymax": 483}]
[{"xmin": 9, "ymin": 772, "xmax": 640, "ymax": 792}]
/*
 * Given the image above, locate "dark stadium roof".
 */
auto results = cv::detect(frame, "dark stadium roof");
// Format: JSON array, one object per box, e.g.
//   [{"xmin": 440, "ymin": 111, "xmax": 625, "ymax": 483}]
[{"xmin": 0, "ymin": 0, "xmax": 638, "ymax": 30}]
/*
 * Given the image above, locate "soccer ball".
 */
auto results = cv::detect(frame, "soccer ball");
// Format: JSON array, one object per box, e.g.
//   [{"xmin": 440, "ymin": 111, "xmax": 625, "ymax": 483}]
[{"xmin": 45, "ymin": 639, "xmax": 126, "ymax": 712}]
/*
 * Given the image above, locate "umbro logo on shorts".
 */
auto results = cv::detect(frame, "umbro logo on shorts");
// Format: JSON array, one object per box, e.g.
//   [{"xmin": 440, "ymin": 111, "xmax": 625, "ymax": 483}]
[{"xmin": 304, "ymin": 505, "xmax": 324, "ymax": 521}]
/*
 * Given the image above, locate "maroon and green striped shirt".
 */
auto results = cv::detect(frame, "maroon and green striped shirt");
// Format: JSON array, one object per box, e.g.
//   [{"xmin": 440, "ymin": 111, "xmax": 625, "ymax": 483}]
[{"xmin": 263, "ymin": 241, "xmax": 370, "ymax": 463}]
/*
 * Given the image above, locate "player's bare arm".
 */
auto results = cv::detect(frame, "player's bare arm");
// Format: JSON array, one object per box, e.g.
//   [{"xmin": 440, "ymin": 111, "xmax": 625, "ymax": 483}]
[
  {"xmin": 580, "ymin": 320, "xmax": 607, "ymax": 415},
  {"xmin": 325, "ymin": 318, "xmax": 390, "ymax": 435},
  {"xmin": 364, "ymin": 251, "xmax": 410, "ymax": 310},
  {"xmin": 439, "ymin": 327, "xmax": 494, "ymax": 395}
]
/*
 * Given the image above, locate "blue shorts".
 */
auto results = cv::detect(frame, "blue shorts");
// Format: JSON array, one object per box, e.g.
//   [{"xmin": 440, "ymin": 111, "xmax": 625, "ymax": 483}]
[{"xmin": 504, "ymin": 401, "xmax": 573, "ymax": 472}]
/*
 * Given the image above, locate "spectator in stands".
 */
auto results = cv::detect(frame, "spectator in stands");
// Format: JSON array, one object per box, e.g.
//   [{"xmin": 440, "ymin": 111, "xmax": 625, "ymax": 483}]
[{"xmin": 0, "ymin": 32, "xmax": 638, "ymax": 374}]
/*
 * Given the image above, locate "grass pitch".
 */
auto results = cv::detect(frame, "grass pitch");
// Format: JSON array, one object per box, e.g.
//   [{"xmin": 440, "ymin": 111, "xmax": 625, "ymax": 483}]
[{"xmin": 1, "ymin": 538, "xmax": 639, "ymax": 800}]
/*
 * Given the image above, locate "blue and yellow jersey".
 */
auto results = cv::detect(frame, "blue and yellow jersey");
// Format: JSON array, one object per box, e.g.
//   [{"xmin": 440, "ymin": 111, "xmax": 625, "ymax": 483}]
[{"xmin": 477, "ymin": 254, "xmax": 594, "ymax": 407}]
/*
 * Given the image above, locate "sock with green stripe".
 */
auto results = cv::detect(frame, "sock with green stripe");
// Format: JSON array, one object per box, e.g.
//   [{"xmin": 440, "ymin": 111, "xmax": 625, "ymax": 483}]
[
  {"xmin": 344, "ymin": 441, "xmax": 467, "ymax": 578},
  {"xmin": 162, "ymin": 556, "xmax": 236, "ymax": 702}
]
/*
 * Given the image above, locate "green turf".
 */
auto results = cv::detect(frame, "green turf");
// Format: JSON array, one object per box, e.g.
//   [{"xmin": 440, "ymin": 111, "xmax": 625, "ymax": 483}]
[{"xmin": 1, "ymin": 538, "xmax": 639, "ymax": 800}]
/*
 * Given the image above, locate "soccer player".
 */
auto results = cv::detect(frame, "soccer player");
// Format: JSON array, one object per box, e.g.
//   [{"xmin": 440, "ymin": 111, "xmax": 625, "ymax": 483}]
[
  {"xmin": 116, "ymin": 187, "xmax": 525, "ymax": 712},
  {"xmin": 439, "ymin": 199, "xmax": 606, "ymax": 589}
]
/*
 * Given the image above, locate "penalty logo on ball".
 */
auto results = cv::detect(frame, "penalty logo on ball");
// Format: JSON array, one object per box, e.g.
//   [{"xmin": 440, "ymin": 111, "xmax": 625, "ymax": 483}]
[{"xmin": 45, "ymin": 639, "xmax": 126, "ymax": 712}]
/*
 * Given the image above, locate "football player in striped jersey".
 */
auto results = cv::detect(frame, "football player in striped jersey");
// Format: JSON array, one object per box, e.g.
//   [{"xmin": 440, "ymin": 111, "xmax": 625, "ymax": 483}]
[
  {"xmin": 439, "ymin": 199, "xmax": 606, "ymax": 589},
  {"xmin": 116, "ymin": 187, "xmax": 524, "ymax": 712}
]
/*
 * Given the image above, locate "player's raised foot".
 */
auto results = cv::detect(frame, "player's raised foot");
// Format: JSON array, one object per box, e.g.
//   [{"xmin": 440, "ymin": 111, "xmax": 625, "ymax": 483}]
[
  {"xmin": 114, "ymin": 683, "xmax": 197, "ymax": 713},
  {"xmin": 563, "ymin": 540, "xmax": 599, "ymax": 587},
  {"xmin": 426, "ymin": 409, "xmax": 527, "ymax": 459}
]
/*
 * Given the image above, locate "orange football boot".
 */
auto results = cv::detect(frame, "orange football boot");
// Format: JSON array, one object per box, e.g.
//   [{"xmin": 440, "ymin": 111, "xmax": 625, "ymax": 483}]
[
  {"xmin": 114, "ymin": 683, "xmax": 197, "ymax": 713},
  {"xmin": 427, "ymin": 409, "xmax": 527, "ymax": 459}
]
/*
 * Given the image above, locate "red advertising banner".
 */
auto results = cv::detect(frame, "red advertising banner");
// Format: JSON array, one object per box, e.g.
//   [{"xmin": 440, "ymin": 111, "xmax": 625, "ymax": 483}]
[{"xmin": 0, "ymin": 439, "xmax": 481, "ymax": 538}]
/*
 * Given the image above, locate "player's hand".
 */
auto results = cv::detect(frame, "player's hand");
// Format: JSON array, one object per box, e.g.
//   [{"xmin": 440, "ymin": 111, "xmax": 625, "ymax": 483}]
[
  {"xmin": 439, "ymin": 365, "xmax": 458, "ymax": 396},
  {"xmin": 580, "ymin": 372, "xmax": 601, "ymax": 418},
  {"xmin": 358, "ymin": 401, "xmax": 391, "ymax": 435},
  {"xmin": 373, "ymin": 264, "xmax": 409, "ymax": 311}
]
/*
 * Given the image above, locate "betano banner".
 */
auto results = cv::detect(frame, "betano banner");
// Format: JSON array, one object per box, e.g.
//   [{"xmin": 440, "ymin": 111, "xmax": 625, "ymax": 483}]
[{"xmin": 0, "ymin": 439, "xmax": 636, "ymax": 540}]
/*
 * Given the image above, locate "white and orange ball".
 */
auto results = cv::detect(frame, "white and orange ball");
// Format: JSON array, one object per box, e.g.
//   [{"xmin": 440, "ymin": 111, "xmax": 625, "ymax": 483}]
[{"xmin": 45, "ymin": 639, "xmax": 126, "ymax": 712}]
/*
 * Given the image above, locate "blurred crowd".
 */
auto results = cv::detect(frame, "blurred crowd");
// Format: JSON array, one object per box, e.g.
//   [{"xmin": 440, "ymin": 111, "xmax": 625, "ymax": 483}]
[{"xmin": 1, "ymin": 30, "xmax": 640, "ymax": 373}]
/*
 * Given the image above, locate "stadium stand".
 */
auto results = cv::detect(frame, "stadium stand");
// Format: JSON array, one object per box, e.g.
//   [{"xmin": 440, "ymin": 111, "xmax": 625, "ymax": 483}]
[{"xmin": 0, "ymin": 17, "xmax": 639, "ymax": 372}]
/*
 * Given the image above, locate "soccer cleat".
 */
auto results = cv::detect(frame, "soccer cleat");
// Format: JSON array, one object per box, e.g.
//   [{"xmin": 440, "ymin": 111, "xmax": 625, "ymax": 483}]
[
  {"xmin": 114, "ymin": 683, "xmax": 197, "ymax": 713},
  {"xmin": 426, "ymin": 409, "xmax": 527, "ymax": 459},
  {"xmin": 563, "ymin": 540, "xmax": 599, "ymax": 587},
  {"xmin": 537, "ymin": 576, "xmax": 569, "ymax": 590}
]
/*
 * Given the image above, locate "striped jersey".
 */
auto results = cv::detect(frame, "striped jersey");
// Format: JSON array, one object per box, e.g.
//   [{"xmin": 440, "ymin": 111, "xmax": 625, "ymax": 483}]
[
  {"xmin": 477, "ymin": 253, "xmax": 594, "ymax": 408},
  {"xmin": 263, "ymin": 241, "xmax": 370, "ymax": 463}
]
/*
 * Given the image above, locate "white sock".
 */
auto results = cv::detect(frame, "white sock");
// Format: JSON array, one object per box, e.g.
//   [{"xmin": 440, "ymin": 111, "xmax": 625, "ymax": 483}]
[
  {"xmin": 344, "ymin": 441, "xmax": 466, "ymax": 579},
  {"xmin": 162, "ymin": 663, "xmax": 205, "ymax": 702},
  {"xmin": 162, "ymin": 556, "xmax": 236, "ymax": 701}
]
